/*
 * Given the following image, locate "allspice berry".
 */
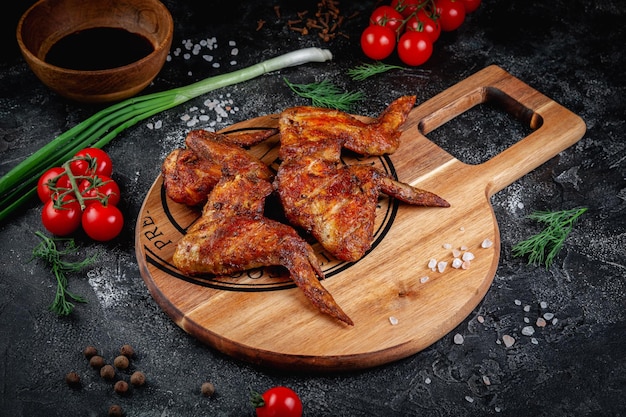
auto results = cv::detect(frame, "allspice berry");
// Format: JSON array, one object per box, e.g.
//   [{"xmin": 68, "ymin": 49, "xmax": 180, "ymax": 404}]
[
  {"xmin": 201, "ymin": 382, "xmax": 215, "ymax": 397},
  {"xmin": 83, "ymin": 345, "xmax": 98, "ymax": 359},
  {"xmin": 119, "ymin": 344, "xmax": 135, "ymax": 358},
  {"xmin": 114, "ymin": 380, "xmax": 129, "ymax": 395},
  {"xmin": 130, "ymin": 371, "xmax": 146, "ymax": 387},
  {"xmin": 108, "ymin": 404, "xmax": 123, "ymax": 417},
  {"xmin": 113, "ymin": 355, "xmax": 130, "ymax": 370},
  {"xmin": 65, "ymin": 371, "xmax": 81, "ymax": 387},
  {"xmin": 89, "ymin": 355, "xmax": 105, "ymax": 369},
  {"xmin": 100, "ymin": 364, "xmax": 116, "ymax": 381}
]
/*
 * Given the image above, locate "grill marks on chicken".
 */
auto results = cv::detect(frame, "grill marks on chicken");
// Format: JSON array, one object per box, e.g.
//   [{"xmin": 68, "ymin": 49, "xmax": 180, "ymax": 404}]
[
  {"xmin": 173, "ymin": 173, "xmax": 353, "ymax": 325},
  {"xmin": 275, "ymin": 96, "xmax": 450, "ymax": 262}
]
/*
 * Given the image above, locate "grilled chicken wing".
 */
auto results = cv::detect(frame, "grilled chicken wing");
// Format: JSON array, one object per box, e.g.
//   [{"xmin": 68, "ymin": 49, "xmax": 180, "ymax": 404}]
[
  {"xmin": 275, "ymin": 96, "xmax": 450, "ymax": 262},
  {"xmin": 162, "ymin": 129, "xmax": 275, "ymax": 206},
  {"xmin": 172, "ymin": 173, "xmax": 353, "ymax": 325}
]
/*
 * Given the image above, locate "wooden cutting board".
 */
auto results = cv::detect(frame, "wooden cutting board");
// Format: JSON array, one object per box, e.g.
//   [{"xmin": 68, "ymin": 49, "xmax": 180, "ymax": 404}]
[{"xmin": 135, "ymin": 65, "xmax": 585, "ymax": 372}]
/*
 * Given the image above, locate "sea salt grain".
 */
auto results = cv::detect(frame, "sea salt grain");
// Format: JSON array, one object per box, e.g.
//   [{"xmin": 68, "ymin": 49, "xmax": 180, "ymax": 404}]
[
  {"xmin": 389, "ymin": 316, "xmax": 399, "ymax": 325},
  {"xmin": 420, "ymin": 276, "xmax": 429, "ymax": 284},
  {"xmin": 452, "ymin": 258, "xmax": 463, "ymax": 269},
  {"xmin": 481, "ymin": 238, "xmax": 493, "ymax": 248},
  {"xmin": 462, "ymin": 252, "xmax": 475, "ymax": 262},
  {"xmin": 502, "ymin": 335, "xmax": 515, "ymax": 347},
  {"xmin": 521, "ymin": 326, "xmax": 535, "ymax": 336},
  {"xmin": 453, "ymin": 333, "xmax": 464, "ymax": 344},
  {"xmin": 437, "ymin": 261, "xmax": 447, "ymax": 273},
  {"xmin": 428, "ymin": 258, "xmax": 437, "ymax": 270}
]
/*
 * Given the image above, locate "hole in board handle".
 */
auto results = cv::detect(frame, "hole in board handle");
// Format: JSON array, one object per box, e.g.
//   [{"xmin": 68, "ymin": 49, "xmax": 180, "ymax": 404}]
[{"xmin": 417, "ymin": 87, "xmax": 545, "ymax": 165}]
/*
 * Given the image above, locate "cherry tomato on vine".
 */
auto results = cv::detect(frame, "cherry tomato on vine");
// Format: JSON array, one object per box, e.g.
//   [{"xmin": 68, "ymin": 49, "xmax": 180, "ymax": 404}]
[
  {"xmin": 253, "ymin": 386, "xmax": 303, "ymax": 417},
  {"xmin": 391, "ymin": 0, "xmax": 424, "ymax": 18},
  {"xmin": 369, "ymin": 5, "xmax": 405, "ymax": 33},
  {"xmin": 397, "ymin": 30, "xmax": 433, "ymax": 66},
  {"xmin": 70, "ymin": 148, "xmax": 113, "ymax": 177},
  {"xmin": 81, "ymin": 202, "xmax": 124, "ymax": 241},
  {"xmin": 78, "ymin": 175, "xmax": 121, "ymax": 207},
  {"xmin": 41, "ymin": 194, "xmax": 82, "ymax": 236},
  {"xmin": 360, "ymin": 24, "xmax": 396, "ymax": 60},
  {"xmin": 461, "ymin": 0, "xmax": 481, "ymax": 13},
  {"xmin": 405, "ymin": 10, "xmax": 441, "ymax": 43},
  {"xmin": 435, "ymin": 0, "xmax": 466, "ymax": 32},
  {"xmin": 37, "ymin": 166, "xmax": 71, "ymax": 203}
]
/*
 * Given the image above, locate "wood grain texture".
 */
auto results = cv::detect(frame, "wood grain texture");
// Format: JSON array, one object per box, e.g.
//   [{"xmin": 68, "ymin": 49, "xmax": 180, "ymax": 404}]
[{"xmin": 135, "ymin": 65, "xmax": 585, "ymax": 372}]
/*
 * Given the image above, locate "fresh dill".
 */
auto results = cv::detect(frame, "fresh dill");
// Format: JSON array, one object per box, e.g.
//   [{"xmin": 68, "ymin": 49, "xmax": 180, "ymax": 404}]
[
  {"xmin": 512, "ymin": 207, "xmax": 587, "ymax": 268},
  {"xmin": 284, "ymin": 78, "xmax": 364, "ymax": 112},
  {"xmin": 31, "ymin": 231, "xmax": 98, "ymax": 315},
  {"xmin": 348, "ymin": 62, "xmax": 404, "ymax": 81}
]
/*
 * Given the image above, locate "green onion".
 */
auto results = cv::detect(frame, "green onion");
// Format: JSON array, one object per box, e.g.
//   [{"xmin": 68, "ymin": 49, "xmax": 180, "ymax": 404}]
[{"xmin": 0, "ymin": 47, "xmax": 333, "ymax": 222}]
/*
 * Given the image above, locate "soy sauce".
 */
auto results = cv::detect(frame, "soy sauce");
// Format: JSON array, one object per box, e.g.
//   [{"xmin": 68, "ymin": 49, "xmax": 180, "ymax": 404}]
[{"xmin": 45, "ymin": 27, "xmax": 154, "ymax": 71}]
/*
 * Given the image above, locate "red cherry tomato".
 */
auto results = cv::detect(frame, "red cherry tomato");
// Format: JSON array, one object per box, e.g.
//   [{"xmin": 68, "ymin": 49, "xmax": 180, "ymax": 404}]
[
  {"xmin": 391, "ymin": 0, "xmax": 424, "ymax": 18},
  {"xmin": 253, "ymin": 386, "xmax": 303, "ymax": 417},
  {"xmin": 81, "ymin": 202, "xmax": 124, "ymax": 241},
  {"xmin": 435, "ymin": 0, "xmax": 466, "ymax": 32},
  {"xmin": 397, "ymin": 30, "xmax": 433, "ymax": 66},
  {"xmin": 78, "ymin": 175, "xmax": 121, "ymax": 207},
  {"xmin": 41, "ymin": 194, "xmax": 82, "ymax": 236},
  {"xmin": 360, "ymin": 24, "xmax": 396, "ymax": 60},
  {"xmin": 37, "ymin": 166, "xmax": 71, "ymax": 203},
  {"xmin": 461, "ymin": 0, "xmax": 481, "ymax": 13},
  {"xmin": 369, "ymin": 5, "xmax": 405, "ymax": 33},
  {"xmin": 70, "ymin": 148, "xmax": 113, "ymax": 177},
  {"xmin": 405, "ymin": 10, "xmax": 441, "ymax": 43}
]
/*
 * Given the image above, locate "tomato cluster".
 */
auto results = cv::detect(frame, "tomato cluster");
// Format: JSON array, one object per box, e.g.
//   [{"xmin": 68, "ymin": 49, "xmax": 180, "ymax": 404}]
[
  {"xmin": 360, "ymin": 0, "xmax": 481, "ymax": 66},
  {"xmin": 37, "ymin": 148, "xmax": 124, "ymax": 241}
]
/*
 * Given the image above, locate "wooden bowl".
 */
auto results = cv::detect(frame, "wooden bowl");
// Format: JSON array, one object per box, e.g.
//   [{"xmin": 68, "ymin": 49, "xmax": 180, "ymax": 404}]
[{"xmin": 16, "ymin": 0, "xmax": 173, "ymax": 103}]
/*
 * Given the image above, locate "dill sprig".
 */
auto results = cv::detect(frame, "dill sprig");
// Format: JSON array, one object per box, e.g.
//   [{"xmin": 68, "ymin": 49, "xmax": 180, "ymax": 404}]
[
  {"xmin": 31, "ymin": 231, "xmax": 98, "ymax": 315},
  {"xmin": 348, "ymin": 62, "xmax": 404, "ymax": 81},
  {"xmin": 284, "ymin": 78, "xmax": 364, "ymax": 112},
  {"xmin": 512, "ymin": 207, "xmax": 587, "ymax": 268}
]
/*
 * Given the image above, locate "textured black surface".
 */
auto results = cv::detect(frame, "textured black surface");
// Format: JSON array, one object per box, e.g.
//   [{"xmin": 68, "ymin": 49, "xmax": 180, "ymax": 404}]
[{"xmin": 1, "ymin": 1, "xmax": 625, "ymax": 416}]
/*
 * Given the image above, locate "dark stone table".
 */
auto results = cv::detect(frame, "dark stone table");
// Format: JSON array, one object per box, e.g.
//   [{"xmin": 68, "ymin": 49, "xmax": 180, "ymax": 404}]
[{"xmin": 1, "ymin": 1, "xmax": 624, "ymax": 416}]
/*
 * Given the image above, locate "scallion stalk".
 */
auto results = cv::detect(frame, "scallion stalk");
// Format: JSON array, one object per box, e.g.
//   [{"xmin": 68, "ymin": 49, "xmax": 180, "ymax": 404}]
[{"xmin": 0, "ymin": 48, "xmax": 333, "ymax": 222}]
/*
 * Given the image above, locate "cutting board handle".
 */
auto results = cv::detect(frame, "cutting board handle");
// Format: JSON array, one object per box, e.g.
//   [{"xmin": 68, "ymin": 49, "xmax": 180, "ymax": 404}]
[{"xmin": 410, "ymin": 65, "xmax": 586, "ymax": 197}]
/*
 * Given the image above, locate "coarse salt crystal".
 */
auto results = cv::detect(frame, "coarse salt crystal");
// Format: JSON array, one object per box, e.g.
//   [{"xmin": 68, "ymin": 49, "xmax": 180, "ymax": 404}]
[
  {"xmin": 452, "ymin": 249, "xmax": 462, "ymax": 258},
  {"xmin": 521, "ymin": 326, "xmax": 535, "ymax": 336},
  {"xmin": 453, "ymin": 333, "xmax": 464, "ymax": 344},
  {"xmin": 389, "ymin": 316, "xmax": 398, "ymax": 325},
  {"xmin": 540, "ymin": 301, "xmax": 548, "ymax": 309},
  {"xmin": 428, "ymin": 258, "xmax": 437, "ymax": 270},
  {"xmin": 452, "ymin": 258, "xmax": 463, "ymax": 269},
  {"xmin": 481, "ymin": 238, "xmax": 493, "ymax": 248},
  {"xmin": 462, "ymin": 251, "xmax": 475, "ymax": 262},
  {"xmin": 437, "ymin": 261, "xmax": 447, "ymax": 273},
  {"xmin": 461, "ymin": 261, "xmax": 471, "ymax": 269},
  {"xmin": 482, "ymin": 375, "xmax": 491, "ymax": 385},
  {"xmin": 477, "ymin": 315, "xmax": 484, "ymax": 323},
  {"xmin": 443, "ymin": 243, "xmax": 452, "ymax": 249},
  {"xmin": 420, "ymin": 276, "xmax": 429, "ymax": 284},
  {"xmin": 543, "ymin": 312, "xmax": 555, "ymax": 320},
  {"xmin": 536, "ymin": 317, "xmax": 547, "ymax": 327},
  {"xmin": 465, "ymin": 396, "xmax": 474, "ymax": 403},
  {"xmin": 502, "ymin": 335, "xmax": 515, "ymax": 347},
  {"xmin": 460, "ymin": 245, "xmax": 468, "ymax": 251}
]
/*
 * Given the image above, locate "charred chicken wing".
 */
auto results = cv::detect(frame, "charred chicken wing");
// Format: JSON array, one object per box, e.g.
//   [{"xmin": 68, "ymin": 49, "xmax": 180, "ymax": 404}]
[
  {"xmin": 162, "ymin": 129, "xmax": 275, "ymax": 206},
  {"xmin": 172, "ymin": 173, "xmax": 353, "ymax": 325},
  {"xmin": 274, "ymin": 96, "xmax": 450, "ymax": 262}
]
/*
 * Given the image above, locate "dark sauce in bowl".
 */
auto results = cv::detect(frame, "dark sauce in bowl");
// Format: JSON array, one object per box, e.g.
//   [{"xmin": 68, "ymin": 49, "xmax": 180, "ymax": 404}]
[{"xmin": 45, "ymin": 27, "xmax": 154, "ymax": 71}]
